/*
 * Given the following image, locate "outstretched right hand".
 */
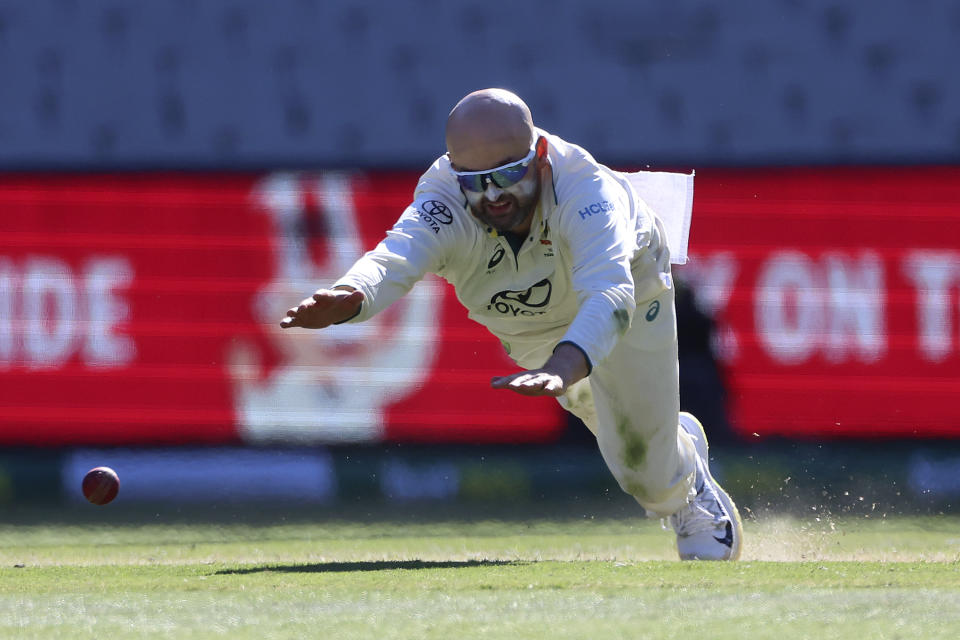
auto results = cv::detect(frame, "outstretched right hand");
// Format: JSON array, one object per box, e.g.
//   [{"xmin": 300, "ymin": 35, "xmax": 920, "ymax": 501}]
[{"xmin": 279, "ymin": 288, "xmax": 365, "ymax": 329}]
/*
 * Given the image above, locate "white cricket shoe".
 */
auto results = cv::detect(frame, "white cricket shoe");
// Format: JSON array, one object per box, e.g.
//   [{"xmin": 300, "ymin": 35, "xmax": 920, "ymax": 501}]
[{"xmin": 669, "ymin": 412, "xmax": 743, "ymax": 561}]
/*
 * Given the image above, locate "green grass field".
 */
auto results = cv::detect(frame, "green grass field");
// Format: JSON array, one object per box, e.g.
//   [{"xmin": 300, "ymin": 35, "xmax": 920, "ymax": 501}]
[{"xmin": 1, "ymin": 505, "xmax": 959, "ymax": 639}]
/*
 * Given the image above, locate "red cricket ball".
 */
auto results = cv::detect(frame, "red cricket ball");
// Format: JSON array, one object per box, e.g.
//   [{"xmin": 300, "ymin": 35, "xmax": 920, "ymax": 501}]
[{"xmin": 82, "ymin": 466, "xmax": 120, "ymax": 505}]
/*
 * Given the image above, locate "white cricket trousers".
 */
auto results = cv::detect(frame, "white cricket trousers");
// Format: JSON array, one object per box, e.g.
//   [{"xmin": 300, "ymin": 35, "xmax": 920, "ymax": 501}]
[{"xmin": 557, "ymin": 262, "xmax": 699, "ymax": 517}]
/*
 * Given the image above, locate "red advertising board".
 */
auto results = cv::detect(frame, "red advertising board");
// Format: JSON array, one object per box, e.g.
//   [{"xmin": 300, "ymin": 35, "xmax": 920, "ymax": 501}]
[
  {"xmin": 0, "ymin": 172, "xmax": 563, "ymax": 446},
  {"xmin": 679, "ymin": 166, "xmax": 960, "ymax": 439},
  {"xmin": 1, "ymin": 167, "xmax": 959, "ymax": 445}
]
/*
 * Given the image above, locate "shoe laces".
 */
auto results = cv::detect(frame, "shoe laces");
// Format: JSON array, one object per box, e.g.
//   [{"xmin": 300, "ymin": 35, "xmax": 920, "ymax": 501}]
[
  {"xmin": 668, "ymin": 498, "xmax": 723, "ymax": 537},
  {"xmin": 666, "ymin": 457, "xmax": 726, "ymax": 536}
]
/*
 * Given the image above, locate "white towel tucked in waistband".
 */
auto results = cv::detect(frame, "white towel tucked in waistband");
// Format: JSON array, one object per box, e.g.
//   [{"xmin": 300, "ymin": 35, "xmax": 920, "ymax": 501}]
[{"xmin": 621, "ymin": 170, "xmax": 695, "ymax": 265}]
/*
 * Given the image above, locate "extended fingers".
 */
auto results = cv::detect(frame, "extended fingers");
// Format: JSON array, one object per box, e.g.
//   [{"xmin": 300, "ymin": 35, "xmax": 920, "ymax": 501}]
[
  {"xmin": 516, "ymin": 375, "xmax": 545, "ymax": 389},
  {"xmin": 490, "ymin": 374, "xmax": 523, "ymax": 389},
  {"xmin": 280, "ymin": 289, "xmax": 364, "ymax": 329},
  {"xmin": 280, "ymin": 300, "xmax": 311, "ymax": 328},
  {"xmin": 491, "ymin": 372, "xmax": 563, "ymax": 396}
]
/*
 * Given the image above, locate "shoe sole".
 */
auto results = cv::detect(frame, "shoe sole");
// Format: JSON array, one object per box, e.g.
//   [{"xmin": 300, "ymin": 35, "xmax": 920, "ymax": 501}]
[{"xmin": 679, "ymin": 411, "xmax": 743, "ymax": 561}]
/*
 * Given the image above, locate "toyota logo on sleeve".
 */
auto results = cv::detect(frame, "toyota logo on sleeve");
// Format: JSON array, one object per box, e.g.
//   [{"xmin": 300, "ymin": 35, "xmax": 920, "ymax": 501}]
[
  {"xmin": 415, "ymin": 200, "xmax": 454, "ymax": 233},
  {"xmin": 420, "ymin": 200, "xmax": 453, "ymax": 224}
]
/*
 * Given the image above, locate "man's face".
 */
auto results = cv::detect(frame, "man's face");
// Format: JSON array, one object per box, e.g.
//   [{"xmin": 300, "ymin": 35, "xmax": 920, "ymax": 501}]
[
  {"xmin": 449, "ymin": 138, "xmax": 543, "ymax": 236},
  {"xmin": 463, "ymin": 169, "xmax": 541, "ymax": 235}
]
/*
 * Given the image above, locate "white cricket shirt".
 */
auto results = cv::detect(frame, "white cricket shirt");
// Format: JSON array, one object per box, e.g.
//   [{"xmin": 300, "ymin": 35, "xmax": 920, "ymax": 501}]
[{"xmin": 334, "ymin": 130, "xmax": 671, "ymax": 371}]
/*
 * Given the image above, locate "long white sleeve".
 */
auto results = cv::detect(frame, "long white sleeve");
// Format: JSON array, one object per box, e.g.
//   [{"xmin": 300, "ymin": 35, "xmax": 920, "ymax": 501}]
[
  {"xmin": 552, "ymin": 174, "xmax": 640, "ymax": 368},
  {"xmin": 333, "ymin": 201, "xmax": 453, "ymax": 322}
]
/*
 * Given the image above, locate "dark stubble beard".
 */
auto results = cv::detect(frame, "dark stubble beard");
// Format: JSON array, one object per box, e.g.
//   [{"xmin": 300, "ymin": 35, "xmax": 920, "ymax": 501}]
[{"xmin": 466, "ymin": 179, "xmax": 542, "ymax": 235}]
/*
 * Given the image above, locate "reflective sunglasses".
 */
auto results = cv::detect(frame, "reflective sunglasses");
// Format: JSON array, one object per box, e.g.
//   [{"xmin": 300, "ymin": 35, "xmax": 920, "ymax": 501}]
[{"xmin": 450, "ymin": 145, "xmax": 537, "ymax": 193}]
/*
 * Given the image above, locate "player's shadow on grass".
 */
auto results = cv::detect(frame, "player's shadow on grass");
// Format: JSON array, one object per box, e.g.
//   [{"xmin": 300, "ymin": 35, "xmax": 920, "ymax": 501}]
[{"xmin": 215, "ymin": 560, "xmax": 522, "ymax": 575}]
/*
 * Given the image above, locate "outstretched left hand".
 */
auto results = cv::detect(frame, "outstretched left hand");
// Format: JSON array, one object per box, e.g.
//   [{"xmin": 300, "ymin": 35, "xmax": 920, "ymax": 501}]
[
  {"xmin": 490, "ymin": 370, "xmax": 567, "ymax": 397},
  {"xmin": 489, "ymin": 342, "xmax": 590, "ymax": 398}
]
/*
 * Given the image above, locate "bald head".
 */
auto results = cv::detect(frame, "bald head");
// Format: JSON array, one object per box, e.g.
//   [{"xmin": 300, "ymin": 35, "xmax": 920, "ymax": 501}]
[
  {"xmin": 446, "ymin": 89, "xmax": 536, "ymax": 171},
  {"xmin": 445, "ymin": 89, "xmax": 546, "ymax": 236}
]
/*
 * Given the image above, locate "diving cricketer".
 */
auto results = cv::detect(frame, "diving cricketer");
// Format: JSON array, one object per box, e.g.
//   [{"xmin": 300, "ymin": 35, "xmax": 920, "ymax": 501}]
[{"xmin": 281, "ymin": 88, "xmax": 742, "ymax": 560}]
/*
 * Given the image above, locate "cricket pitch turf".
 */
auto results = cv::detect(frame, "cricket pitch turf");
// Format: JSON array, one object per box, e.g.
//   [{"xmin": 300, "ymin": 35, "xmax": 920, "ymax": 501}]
[{"xmin": 1, "ymin": 505, "xmax": 958, "ymax": 639}]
